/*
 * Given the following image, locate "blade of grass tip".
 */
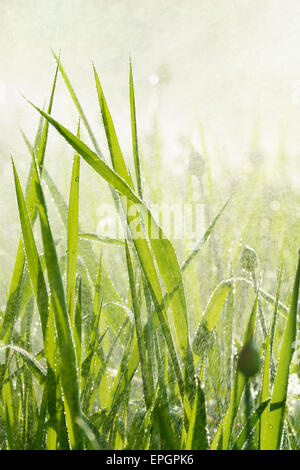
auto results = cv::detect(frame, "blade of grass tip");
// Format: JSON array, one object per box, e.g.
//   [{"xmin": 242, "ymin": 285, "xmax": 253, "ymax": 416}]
[
  {"xmin": 52, "ymin": 50, "xmax": 103, "ymax": 158},
  {"xmin": 36, "ymin": 55, "xmax": 60, "ymax": 173},
  {"xmin": 93, "ymin": 66, "xmax": 172, "ymax": 337},
  {"xmin": 53, "ymin": 53, "xmax": 125, "ymax": 226},
  {"xmin": 27, "ymin": 101, "xmax": 142, "ymax": 204},
  {"xmin": 260, "ymin": 251, "xmax": 300, "ymax": 449},
  {"xmin": 32, "ymin": 155, "xmax": 83, "ymax": 450},
  {"xmin": 1, "ymin": 62, "xmax": 59, "ymax": 342},
  {"xmin": 125, "ymin": 241, "xmax": 152, "ymax": 408},
  {"xmin": 129, "ymin": 58, "xmax": 143, "ymax": 198},
  {"xmin": 93, "ymin": 64, "xmax": 134, "ymax": 189},
  {"xmin": 67, "ymin": 119, "xmax": 81, "ymax": 327}
]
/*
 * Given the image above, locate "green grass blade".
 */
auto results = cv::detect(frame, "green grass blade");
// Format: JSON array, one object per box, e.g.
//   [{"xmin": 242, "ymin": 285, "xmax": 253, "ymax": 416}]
[
  {"xmin": 260, "ymin": 269, "xmax": 282, "ymax": 446},
  {"xmin": 67, "ymin": 120, "xmax": 81, "ymax": 326},
  {"xmin": 211, "ymin": 294, "xmax": 259, "ymax": 449},
  {"xmin": 93, "ymin": 65, "xmax": 134, "ymax": 189},
  {"xmin": 185, "ymin": 380, "xmax": 208, "ymax": 450},
  {"xmin": 79, "ymin": 232, "xmax": 128, "ymax": 246},
  {"xmin": 129, "ymin": 58, "xmax": 142, "ymax": 198},
  {"xmin": 42, "ymin": 168, "xmax": 121, "ymax": 307},
  {"xmin": 181, "ymin": 196, "xmax": 232, "ymax": 272},
  {"xmin": 12, "ymin": 159, "xmax": 58, "ymax": 447},
  {"xmin": 11, "ymin": 159, "xmax": 49, "ymax": 341},
  {"xmin": 74, "ymin": 279, "xmax": 82, "ymax": 387},
  {"xmin": 32, "ymin": 388, "xmax": 47, "ymax": 449},
  {"xmin": 30, "ymin": 99, "xmax": 186, "ymax": 402},
  {"xmin": 52, "ymin": 51, "xmax": 103, "ymax": 158},
  {"xmin": 27, "ymin": 103, "xmax": 142, "ymax": 204},
  {"xmin": 125, "ymin": 241, "xmax": 153, "ymax": 407},
  {"xmin": 36, "ymin": 57, "xmax": 59, "ymax": 172},
  {"xmin": 0, "ymin": 345, "xmax": 46, "ymax": 385},
  {"xmin": 232, "ymin": 399, "xmax": 270, "ymax": 450},
  {"xmin": 76, "ymin": 414, "xmax": 109, "ymax": 450},
  {"xmin": 154, "ymin": 333, "xmax": 180, "ymax": 449},
  {"xmin": 260, "ymin": 251, "xmax": 300, "ymax": 449},
  {"xmin": 33, "ymin": 157, "xmax": 83, "ymax": 449},
  {"xmin": 93, "ymin": 64, "xmax": 191, "ymax": 373},
  {"xmin": 193, "ymin": 280, "xmax": 231, "ymax": 355},
  {"xmin": 1, "ymin": 63, "xmax": 59, "ymax": 342}
]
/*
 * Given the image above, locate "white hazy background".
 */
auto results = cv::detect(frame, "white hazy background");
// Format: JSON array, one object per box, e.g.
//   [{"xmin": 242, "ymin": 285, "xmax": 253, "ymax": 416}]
[{"xmin": 0, "ymin": 0, "xmax": 300, "ymax": 277}]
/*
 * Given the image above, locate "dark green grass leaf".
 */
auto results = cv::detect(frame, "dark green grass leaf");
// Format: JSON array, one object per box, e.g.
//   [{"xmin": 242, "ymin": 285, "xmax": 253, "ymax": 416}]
[{"xmin": 32, "ymin": 156, "xmax": 83, "ymax": 449}]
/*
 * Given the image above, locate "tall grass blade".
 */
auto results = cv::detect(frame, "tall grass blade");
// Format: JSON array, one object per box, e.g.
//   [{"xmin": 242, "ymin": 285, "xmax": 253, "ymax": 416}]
[
  {"xmin": 1, "ymin": 62, "xmax": 59, "ymax": 341},
  {"xmin": 125, "ymin": 241, "xmax": 153, "ymax": 407},
  {"xmin": 52, "ymin": 51, "xmax": 103, "ymax": 158},
  {"xmin": 211, "ymin": 294, "xmax": 259, "ymax": 449},
  {"xmin": 260, "ymin": 252, "xmax": 300, "ymax": 449},
  {"xmin": 67, "ymin": 120, "xmax": 81, "ymax": 326},
  {"xmin": 185, "ymin": 380, "xmax": 208, "ymax": 450},
  {"xmin": 129, "ymin": 58, "xmax": 143, "ymax": 198},
  {"xmin": 32, "ymin": 156, "xmax": 83, "ymax": 449},
  {"xmin": 11, "ymin": 159, "xmax": 49, "ymax": 341}
]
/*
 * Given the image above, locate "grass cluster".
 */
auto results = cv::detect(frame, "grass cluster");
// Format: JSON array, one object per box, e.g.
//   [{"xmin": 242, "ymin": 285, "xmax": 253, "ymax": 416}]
[{"xmin": 0, "ymin": 55, "xmax": 299, "ymax": 450}]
